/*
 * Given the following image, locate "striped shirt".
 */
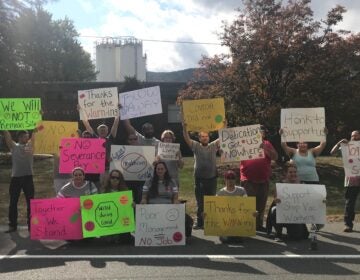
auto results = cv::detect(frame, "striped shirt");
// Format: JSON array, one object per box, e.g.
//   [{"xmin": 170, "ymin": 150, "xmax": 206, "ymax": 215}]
[{"xmin": 57, "ymin": 181, "xmax": 98, "ymax": 198}]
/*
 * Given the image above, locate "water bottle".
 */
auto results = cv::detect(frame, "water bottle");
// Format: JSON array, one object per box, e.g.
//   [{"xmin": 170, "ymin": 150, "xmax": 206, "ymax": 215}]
[{"xmin": 310, "ymin": 232, "xmax": 318, "ymax": 250}]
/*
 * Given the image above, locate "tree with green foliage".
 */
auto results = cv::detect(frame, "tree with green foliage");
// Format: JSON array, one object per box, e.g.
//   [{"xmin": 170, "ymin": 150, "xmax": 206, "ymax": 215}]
[
  {"xmin": 0, "ymin": 0, "xmax": 96, "ymax": 90},
  {"xmin": 178, "ymin": 0, "xmax": 360, "ymax": 140}
]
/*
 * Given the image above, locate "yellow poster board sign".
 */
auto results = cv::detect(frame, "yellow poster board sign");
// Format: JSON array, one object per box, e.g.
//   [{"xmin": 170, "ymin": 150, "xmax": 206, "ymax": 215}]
[
  {"xmin": 182, "ymin": 98, "xmax": 225, "ymax": 132},
  {"xmin": 34, "ymin": 121, "xmax": 78, "ymax": 155},
  {"xmin": 204, "ymin": 196, "xmax": 256, "ymax": 236}
]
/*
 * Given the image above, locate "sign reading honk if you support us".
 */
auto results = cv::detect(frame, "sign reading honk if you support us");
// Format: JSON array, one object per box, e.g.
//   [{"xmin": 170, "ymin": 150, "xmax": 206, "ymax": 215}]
[{"xmin": 281, "ymin": 107, "xmax": 326, "ymax": 142}]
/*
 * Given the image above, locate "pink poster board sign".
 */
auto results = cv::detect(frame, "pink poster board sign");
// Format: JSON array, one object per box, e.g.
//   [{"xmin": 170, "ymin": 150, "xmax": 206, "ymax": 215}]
[
  {"xmin": 59, "ymin": 138, "xmax": 106, "ymax": 174},
  {"xmin": 30, "ymin": 198, "xmax": 83, "ymax": 240}
]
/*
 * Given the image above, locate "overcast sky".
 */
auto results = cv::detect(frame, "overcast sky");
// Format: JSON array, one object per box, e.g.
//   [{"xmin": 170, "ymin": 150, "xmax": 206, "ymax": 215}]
[{"xmin": 45, "ymin": 0, "xmax": 360, "ymax": 72}]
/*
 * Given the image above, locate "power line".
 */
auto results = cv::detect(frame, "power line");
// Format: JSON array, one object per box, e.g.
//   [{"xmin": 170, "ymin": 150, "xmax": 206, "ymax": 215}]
[{"xmin": 79, "ymin": 35, "xmax": 222, "ymax": 46}]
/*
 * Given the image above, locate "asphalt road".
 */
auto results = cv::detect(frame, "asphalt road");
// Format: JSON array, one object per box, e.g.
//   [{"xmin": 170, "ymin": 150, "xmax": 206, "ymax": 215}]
[{"xmin": 0, "ymin": 223, "xmax": 359, "ymax": 280}]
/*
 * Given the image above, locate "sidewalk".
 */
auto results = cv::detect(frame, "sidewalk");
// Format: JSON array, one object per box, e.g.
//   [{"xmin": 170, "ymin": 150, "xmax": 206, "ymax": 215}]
[{"xmin": 1, "ymin": 222, "xmax": 359, "ymax": 257}]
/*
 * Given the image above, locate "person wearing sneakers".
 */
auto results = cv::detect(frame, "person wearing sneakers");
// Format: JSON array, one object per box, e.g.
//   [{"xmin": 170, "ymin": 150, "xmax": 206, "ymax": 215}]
[{"xmin": 330, "ymin": 130, "xmax": 360, "ymax": 233}]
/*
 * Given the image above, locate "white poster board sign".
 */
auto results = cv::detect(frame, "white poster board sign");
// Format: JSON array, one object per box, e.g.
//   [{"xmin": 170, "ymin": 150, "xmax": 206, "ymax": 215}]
[
  {"xmin": 276, "ymin": 183, "xmax": 326, "ymax": 224},
  {"xmin": 341, "ymin": 142, "xmax": 360, "ymax": 178},
  {"xmin": 157, "ymin": 142, "xmax": 180, "ymax": 160},
  {"xmin": 78, "ymin": 87, "xmax": 119, "ymax": 120},
  {"xmin": 119, "ymin": 86, "xmax": 162, "ymax": 119},
  {"xmin": 280, "ymin": 108, "xmax": 326, "ymax": 142},
  {"xmin": 110, "ymin": 145, "xmax": 155, "ymax": 181},
  {"xmin": 135, "ymin": 204, "xmax": 185, "ymax": 246},
  {"xmin": 219, "ymin": 124, "xmax": 264, "ymax": 162}
]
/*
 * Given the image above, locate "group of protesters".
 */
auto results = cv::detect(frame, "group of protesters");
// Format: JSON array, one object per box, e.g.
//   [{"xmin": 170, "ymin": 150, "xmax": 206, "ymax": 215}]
[{"xmin": 1, "ymin": 103, "xmax": 359, "ymax": 246}]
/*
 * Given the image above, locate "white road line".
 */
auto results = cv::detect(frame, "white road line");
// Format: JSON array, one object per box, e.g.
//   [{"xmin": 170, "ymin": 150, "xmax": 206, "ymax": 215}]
[{"xmin": 0, "ymin": 254, "xmax": 360, "ymax": 259}]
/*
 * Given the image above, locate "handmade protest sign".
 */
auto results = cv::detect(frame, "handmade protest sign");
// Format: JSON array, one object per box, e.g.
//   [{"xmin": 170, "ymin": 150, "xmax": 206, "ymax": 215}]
[
  {"xmin": 119, "ymin": 86, "xmax": 162, "ymax": 119},
  {"xmin": 280, "ymin": 107, "xmax": 326, "ymax": 142},
  {"xmin": 219, "ymin": 124, "xmax": 263, "ymax": 162},
  {"xmin": 182, "ymin": 98, "xmax": 225, "ymax": 132},
  {"xmin": 59, "ymin": 138, "xmax": 105, "ymax": 174},
  {"xmin": 276, "ymin": 183, "xmax": 327, "ymax": 224},
  {"xmin": 80, "ymin": 191, "xmax": 135, "ymax": 238},
  {"xmin": 340, "ymin": 142, "xmax": 360, "ymax": 178},
  {"xmin": 30, "ymin": 198, "xmax": 82, "ymax": 240},
  {"xmin": 110, "ymin": 145, "xmax": 155, "ymax": 181},
  {"xmin": 34, "ymin": 121, "xmax": 78, "ymax": 155},
  {"xmin": 135, "ymin": 204, "xmax": 185, "ymax": 246},
  {"xmin": 204, "ymin": 196, "xmax": 256, "ymax": 236},
  {"xmin": 78, "ymin": 87, "xmax": 119, "ymax": 120},
  {"xmin": 157, "ymin": 142, "xmax": 180, "ymax": 160},
  {"xmin": 0, "ymin": 98, "xmax": 42, "ymax": 130}
]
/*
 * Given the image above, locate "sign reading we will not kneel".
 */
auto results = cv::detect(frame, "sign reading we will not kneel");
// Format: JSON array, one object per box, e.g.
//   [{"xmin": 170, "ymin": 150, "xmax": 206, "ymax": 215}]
[
  {"xmin": 78, "ymin": 87, "xmax": 119, "ymax": 120},
  {"xmin": 281, "ymin": 107, "xmax": 326, "ymax": 142},
  {"xmin": 119, "ymin": 86, "xmax": 162, "ymax": 119},
  {"xmin": 0, "ymin": 98, "xmax": 42, "ymax": 130}
]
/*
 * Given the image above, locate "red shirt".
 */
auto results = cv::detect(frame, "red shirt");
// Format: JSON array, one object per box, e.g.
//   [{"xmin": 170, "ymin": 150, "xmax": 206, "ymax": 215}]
[{"xmin": 239, "ymin": 140, "xmax": 273, "ymax": 182}]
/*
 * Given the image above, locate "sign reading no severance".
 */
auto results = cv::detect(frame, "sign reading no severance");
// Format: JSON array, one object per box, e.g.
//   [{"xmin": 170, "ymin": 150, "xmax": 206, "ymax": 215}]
[
  {"xmin": 30, "ymin": 198, "xmax": 82, "ymax": 240},
  {"xmin": 281, "ymin": 107, "xmax": 326, "ymax": 142},
  {"xmin": 78, "ymin": 87, "xmax": 119, "ymax": 120},
  {"xmin": 110, "ymin": 145, "xmax": 155, "ymax": 181},
  {"xmin": 135, "ymin": 204, "xmax": 185, "ymax": 246},
  {"xmin": 219, "ymin": 124, "xmax": 263, "ymax": 162},
  {"xmin": 157, "ymin": 142, "xmax": 180, "ymax": 160},
  {"xmin": 182, "ymin": 98, "xmax": 225, "ymax": 132},
  {"xmin": 341, "ymin": 141, "xmax": 360, "ymax": 178},
  {"xmin": 119, "ymin": 86, "xmax": 162, "ymax": 119},
  {"xmin": 0, "ymin": 98, "xmax": 42, "ymax": 130},
  {"xmin": 276, "ymin": 183, "xmax": 326, "ymax": 224},
  {"xmin": 204, "ymin": 196, "xmax": 256, "ymax": 237},
  {"xmin": 34, "ymin": 121, "xmax": 78, "ymax": 155},
  {"xmin": 59, "ymin": 138, "xmax": 106, "ymax": 174},
  {"xmin": 80, "ymin": 191, "xmax": 135, "ymax": 238}
]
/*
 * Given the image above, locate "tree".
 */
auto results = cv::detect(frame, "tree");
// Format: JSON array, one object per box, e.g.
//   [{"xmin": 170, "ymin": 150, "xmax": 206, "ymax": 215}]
[
  {"xmin": 178, "ymin": 0, "xmax": 360, "ymax": 139},
  {"xmin": 13, "ymin": 6, "xmax": 96, "ymax": 81}
]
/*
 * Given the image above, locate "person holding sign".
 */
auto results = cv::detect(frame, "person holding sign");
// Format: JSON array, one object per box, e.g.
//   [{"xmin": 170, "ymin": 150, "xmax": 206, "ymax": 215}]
[
  {"xmin": 279, "ymin": 128, "xmax": 327, "ymax": 184},
  {"xmin": 266, "ymin": 162, "xmax": 309, "ymax": 242},
  {"xmin": 140, "ymin": 161, "xmax": 179, "ymax": 204},
  {"xmin": 330, "ymin": 130, "xmax": 360, "ymax": 233},
  {"xmin": 154, "ymin": 130, "xmax": 184, "ymax": 188},
  {"xmin": 216, "ymin": 170, "xmax": 248, "ymax": 244},
  {"xmin": 182, "ymin": 120, "xmax": 222, "ymax": 230},
  {"xmin": 3, "ymin": 130, "xmax": 37, "ymax": 233},
  {"xmin": 102, "ymin": 169, "xmax": 134, "ymax": 244},
  {"xmin": 239, "ymin": 125, "xmax": 278, "ymax": 232},
  {"xmin": 57, "ymin": 167, "xmax": 98, "ymax": 198},
  {"xmin": 124, "ymin": 121, "xmax": 160, "ymax": 150}
]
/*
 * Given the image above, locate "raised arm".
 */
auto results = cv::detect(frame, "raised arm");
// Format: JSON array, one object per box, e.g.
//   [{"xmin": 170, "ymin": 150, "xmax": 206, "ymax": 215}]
[
  {"xmin": 263, "ymin": 141, "xmax": 278, "ymax": 161},
  {"xmin": 3, "ymin": 131, "xmax": 15, "ymax": 151},
  {"xmin": 312, "ymin": 128, "xmax": 328, "ymax": 157},
  {"xmin": 330, "ymin": 138, "xmax": 348, "ymax": 155},
  {"xmin": 279, "ymin": 129, "xmax": 296, "ymax": 157},
  {"xmin": 182, "ymin": 121, "xmax": 192, "ymax": 148},
  {"xmin": 77, "ymin": 104, "xmax": 94, "ymax": 135},
  {"xmin": 110, "ymin": 116, "xmax": 120, "ymax": 138}
]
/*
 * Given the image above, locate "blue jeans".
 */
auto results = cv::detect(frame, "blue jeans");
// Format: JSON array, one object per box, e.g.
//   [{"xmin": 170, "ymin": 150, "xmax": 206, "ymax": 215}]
[
  {"xmin": 9, "ymin": 175, "xmax": 34, "ymax": 229},
  {"xmin": 344, "ymin": 186, "xmax": 360, "ymax": 228},
  {"xmin": 194, "ymin": 177, "xmax": 217, "ymax": 226}
]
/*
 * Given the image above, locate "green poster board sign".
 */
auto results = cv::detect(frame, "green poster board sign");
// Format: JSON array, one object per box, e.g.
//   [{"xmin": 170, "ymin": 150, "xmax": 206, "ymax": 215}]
[
  {"xmin": 0, "ymin": 98, "xmax": 42, "ymax": 130},
  {"xmin": 80, "ymin": 191, "xmax": 135, "ymax": 238}
]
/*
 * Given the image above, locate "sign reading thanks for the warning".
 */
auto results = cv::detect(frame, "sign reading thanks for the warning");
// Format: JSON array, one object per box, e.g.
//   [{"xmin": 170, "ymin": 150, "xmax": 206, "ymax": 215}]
[
  {"xmin": 78, "ymin": 87, "xmax": 119, "ymax": 120},
  {"xmin": 182, "ymin": 98, "xmax": 225, "ymax": 132}
]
